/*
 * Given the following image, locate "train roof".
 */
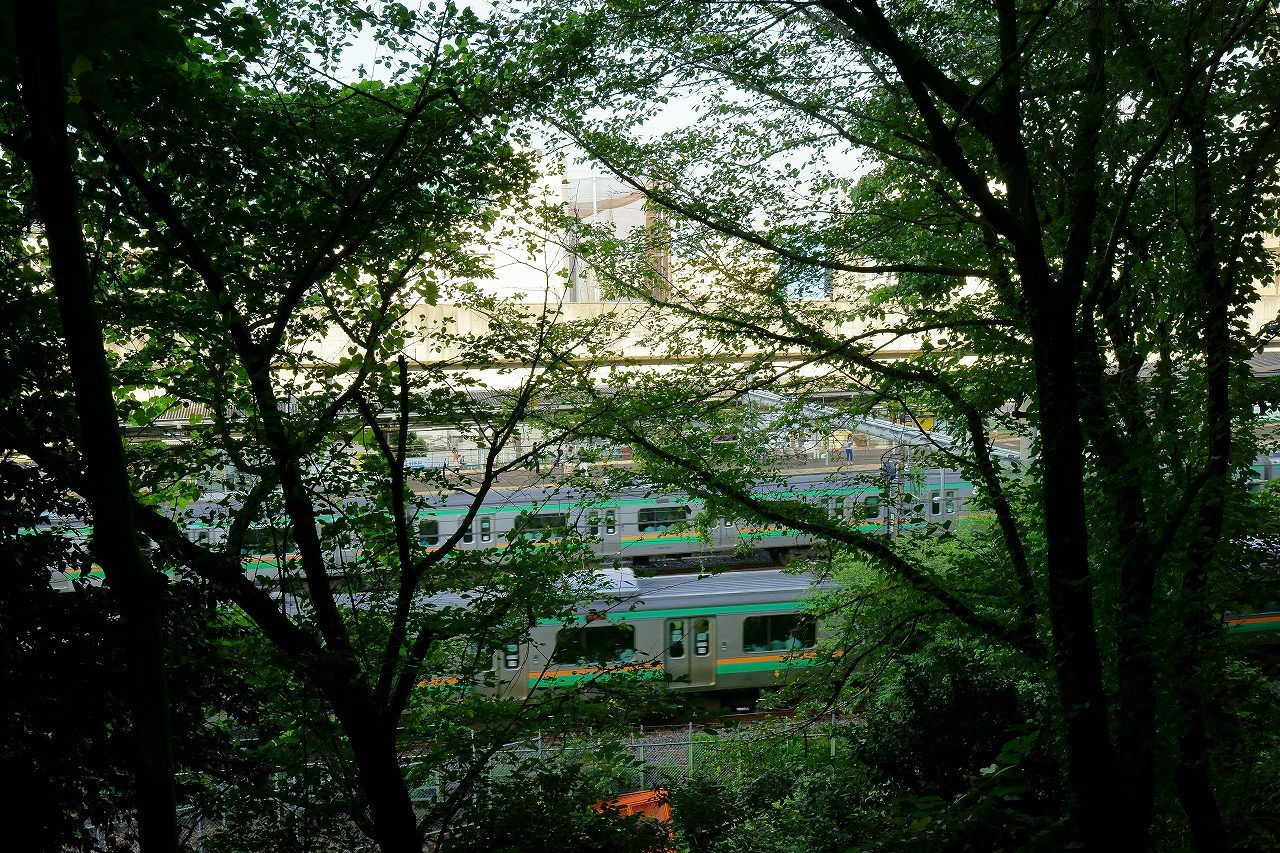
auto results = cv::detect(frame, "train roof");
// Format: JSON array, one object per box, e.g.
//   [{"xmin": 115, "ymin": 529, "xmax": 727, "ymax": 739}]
[
  {"xmin": 409, "ymin": 468, "xmax": 895, "ymax": 512},
  {"xmin": 337, "ymin": 567, "xmax": 831, "ymax": 622},
  {"xmin": 597, "ymin": 568, "xmax": 831, "ymax": 616}
]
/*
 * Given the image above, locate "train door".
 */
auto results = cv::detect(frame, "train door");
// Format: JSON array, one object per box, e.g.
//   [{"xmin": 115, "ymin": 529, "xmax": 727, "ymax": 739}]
[
  {"xmin": 664, "ymin": 617, "xmax": 716, "ymax": 688},
  {"xmin": 589, "ymin": 508, "xmax": 621, "ymax": 557},
  {"xmin": 494, "ymin": 643, "xmax": 529, "ymax": 700}
]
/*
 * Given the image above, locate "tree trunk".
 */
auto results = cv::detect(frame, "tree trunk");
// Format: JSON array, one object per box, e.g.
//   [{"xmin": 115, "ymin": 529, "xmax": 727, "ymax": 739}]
[
  {"xmin": 330, "ymin": 693, "xmax": 423, "ymax": 852},
  {"xmin": 1114, "ymin": 616, "xmax": 1158, "ymax": 847},
  {"xmin": 1177, "ymin": 697, "xmax": 1226, "ymax": 852},
  {"xmin": 1028, "ymin": 305, "xmax": 1120, "ymax": 848},
  {"xmin": 1077, "ymin": 298, "xmax": 1160, "ymax": 847},
  {"xmin": 13, "ymin": 2, "xmax": 178, "ymax": 849},
  {"xmin": 1171, "ymin": 102, "xmax": 1231, "ymax": 851}
]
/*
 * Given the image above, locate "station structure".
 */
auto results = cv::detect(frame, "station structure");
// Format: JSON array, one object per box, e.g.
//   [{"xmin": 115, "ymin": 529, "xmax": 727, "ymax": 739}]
[{"xmin": 125, "ymin": 163, "xmax": 1280, "ymax": 478}]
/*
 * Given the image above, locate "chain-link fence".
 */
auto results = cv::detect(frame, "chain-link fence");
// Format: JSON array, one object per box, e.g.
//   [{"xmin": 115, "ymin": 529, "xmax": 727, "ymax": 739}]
[
  {"xmin": 413, "ymin": 714, "xmax": 850, "ymax": 801},
  {"xmin": 170, "ymin": 716, "xmax": 852, "ymax": 848}
]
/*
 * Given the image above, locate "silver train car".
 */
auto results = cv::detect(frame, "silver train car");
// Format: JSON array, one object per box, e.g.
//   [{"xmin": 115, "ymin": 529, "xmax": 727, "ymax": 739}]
[
  {"xmin": 412, "ymin": 467, "xmax": 978, "ymax": 565},
  {"xmin": 50, "ymin": 456, "xmax": 1280, "ymax": 589},
  {"xmin": 481, "ymin": 568, "xmax": 830, "ymax": 701}
]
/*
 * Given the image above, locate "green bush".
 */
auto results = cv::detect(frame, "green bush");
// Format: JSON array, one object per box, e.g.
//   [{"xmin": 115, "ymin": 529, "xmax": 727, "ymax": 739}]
[
  {"xmin": 664, "ymin": 636, "xmax": 1061, "ymax": 852},
  {"xmin": 438, "ymin": 762, "xmax": 670, "ymax": 853}
]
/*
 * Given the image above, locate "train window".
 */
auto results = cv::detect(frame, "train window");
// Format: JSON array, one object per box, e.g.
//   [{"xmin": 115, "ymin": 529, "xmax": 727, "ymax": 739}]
[
  {"xmin": 693, "ymin": 618, "xmax": 711, "ymax": 656},
  {"xmin": 743, "ymin": 615, "xmax": 816, "ymax": 653},
  {"xmin": 480, "ymin": 517, "xmax": 491, "ymax": 543},
  {"xmin": 418, "ymin": 519, "xmax": 439, "ymax": 546},
  {"xmin": 862, "ymin": 496, "xmax": 879, "ymax": 519},
  {"xmin": 462, "ymin": 523, "xmax": 473, "ymax": 544},
  {"xmin": 241, "ymin": 527, "xmax": 293, "ymax": 555},
  {"xmin": 723, "ymin": 519, "xmax": 735, "ymax": 528},
  {"xmin": 667, "ymin": 621, "xmax": 685, "ymax": 658},
  {"xmin": 638, "ymin": 506, "xmax": 691, "ymax": 532},
  {"xmin": 552, "ymin": 624, "xmax": 635, "ymax": 666},
  {"xmin": 930, "ymin": 491, "xmax": 941, "ymax": 516},
  {"xmin": 502, "ymin": 644, "xmax": 519, "ymax": 670},
  {"xmin": 588, "ymin": 510, "xmax": 600, "ymax": 536},
  {"xmin": 945, "ymin": 490, "xmax": 956, "ymax": 513},
  {"xmin": 843, "ymin": 496, "xmax": 858, "ymax": 520},
  {"xmin": 512, "ymin": 512, "xmax": 570, "ymax": 539},
  {"xmin": 605, "ymin": 510, "xmax": 616, "ymax": 535}
]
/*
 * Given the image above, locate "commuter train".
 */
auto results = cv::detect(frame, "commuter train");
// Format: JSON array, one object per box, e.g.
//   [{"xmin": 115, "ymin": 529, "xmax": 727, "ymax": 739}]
[
  {"xmin": 1225, "ymin": 534, "xmax": 1280, "ymax": 645},
  {"xmin": 49, "ymin": 455, "xmax": 1280, "ymax": 592},
  {"xmin": 454, "ymin": 567, "xmax": 834, "ymax": 702},
  {"xmin": 407, "ymin": 467, "xmax": 977, "ymax": 567},
  {"xmin": 407, "ymin": 454, "xmax": 1280, "ymax": 569},
  {"xmin": 45, "ymin": 466, "xmax": 974, "ymax": 588}
]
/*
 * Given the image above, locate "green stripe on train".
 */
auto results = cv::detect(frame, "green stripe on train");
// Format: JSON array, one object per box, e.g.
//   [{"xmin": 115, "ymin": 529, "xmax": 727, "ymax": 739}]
[
  {"xmin": 717, "ymin": 658, "xmax": 815, "ymax": 675},
  {"xmin": 1226, "ymin": 617, "xmax": 1280, "ymax": 635},
  {"xmin": 539, "ymin": 601, "xmax": 805, "ymax": 626},
  {"xmin": 527, "ymin": 658, "xmax": 816, "ymax": 686}
]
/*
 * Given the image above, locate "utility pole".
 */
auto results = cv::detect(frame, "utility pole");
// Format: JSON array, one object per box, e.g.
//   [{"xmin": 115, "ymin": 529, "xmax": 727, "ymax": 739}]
[{"xmin": 880, "ymin": 456, "xmax": 897, "ymax": 538}]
